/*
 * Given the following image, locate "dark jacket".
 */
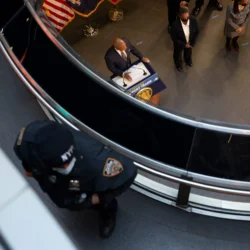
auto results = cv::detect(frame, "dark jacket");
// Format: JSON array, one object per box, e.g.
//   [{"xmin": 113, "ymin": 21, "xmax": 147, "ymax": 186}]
[
  {"xmin": 171, "ymin": 16, "xmax": 199, "ymax": 48},
  {"xmin": 104, "ymin": 38, "xmax": 143, "ymax": 77},
  {"xmin": 14, "ymin": 121, "xmax": 137, "ymax": 210}
]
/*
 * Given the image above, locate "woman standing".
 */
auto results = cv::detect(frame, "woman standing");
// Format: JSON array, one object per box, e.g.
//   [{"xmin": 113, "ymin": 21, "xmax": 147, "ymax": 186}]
[{"xmin": 224, "ymin": 0, "xmax": 250, "ymax": 53}]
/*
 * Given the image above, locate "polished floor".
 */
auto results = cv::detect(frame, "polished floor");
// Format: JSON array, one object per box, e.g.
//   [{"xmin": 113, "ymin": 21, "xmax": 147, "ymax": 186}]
[
  {"xmin": 61, "ymin": 0, "xmax": 250, "ymax": 126},
  {"xmin": 2, "ymin": 50, "xmax": 250, "ymax": 249}
]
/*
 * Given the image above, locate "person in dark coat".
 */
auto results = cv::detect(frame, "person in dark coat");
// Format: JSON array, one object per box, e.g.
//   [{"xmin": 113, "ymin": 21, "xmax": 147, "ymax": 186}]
[
  {"xmin": 105, "ymin": 37, "xmax": 150, "ymax": 82},
  {"xmin": 166, "ymin": 0, "xmax": 222, "ymax": 31},
  {"xmin": 14, "ymin": 120, "xmax": 137, "ymax": 239},
  {"xmin": 224, "ymin": 0, "xmax": 250, "ymax": 53},
  {"xmin": 171, "ymin": 6, "xmax": 199, "ymax": 72}
]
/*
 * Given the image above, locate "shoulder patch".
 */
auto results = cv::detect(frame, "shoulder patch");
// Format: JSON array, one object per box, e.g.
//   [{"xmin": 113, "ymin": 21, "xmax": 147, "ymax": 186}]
[
  {"xmin": 103, "ymin": 158, "xmax": 124, "ymax": 177},
  {"xmin": 17, "ymin": 127, "xmax": 26, "ymax": 146}
]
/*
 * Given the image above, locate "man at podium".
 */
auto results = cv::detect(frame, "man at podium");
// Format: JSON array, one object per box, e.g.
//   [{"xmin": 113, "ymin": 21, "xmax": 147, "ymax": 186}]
[{"xmin": 105, "ymin": 37, "xmax": 150, "ymax": 81}]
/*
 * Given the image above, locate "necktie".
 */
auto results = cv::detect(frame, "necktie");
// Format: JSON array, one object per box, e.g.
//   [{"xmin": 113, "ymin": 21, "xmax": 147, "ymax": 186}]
[{"xmin": 121, "ymin": 51, "xmax": 127, "ymax": 61}]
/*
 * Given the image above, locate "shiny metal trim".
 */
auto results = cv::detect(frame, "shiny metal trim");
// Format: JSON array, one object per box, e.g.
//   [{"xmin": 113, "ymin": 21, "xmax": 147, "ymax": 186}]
[
  {"xmin": 133, "ymin": 183, "xmax": 250, "ymax": 220},
  {"xmin": 2, "ymin": 5, "xmax": 250, "ymax": 200},
  {"xmin": 3, "ymin": 34, "xmax": 250, "ymax": 197},
  {"xmin": 0, "ymin": 37, "xmax": 186, "ymax": 176},
  {"xmin": 134, "ymin": 162, "xmax": 250, "ymax": 196},
  {"xmin": 24, "ymin": 0, "xmax": 250, "ymax": 135},
  {"xmin": 2, "ymin": 33, "xmax": 250, "ymax": 196}
]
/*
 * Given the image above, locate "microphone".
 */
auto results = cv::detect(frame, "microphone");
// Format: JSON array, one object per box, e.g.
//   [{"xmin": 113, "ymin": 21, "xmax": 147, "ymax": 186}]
[
  {"xmin": 132, "ymin": 66, "xmax": 147, "ymax": 76},
  {"xmin": 122, "ymin": 76, "xmax": 127, "ymax": 87},
  {"xmin": 122, "ymin": 72, "xmax": 128, "ymax": 87}
]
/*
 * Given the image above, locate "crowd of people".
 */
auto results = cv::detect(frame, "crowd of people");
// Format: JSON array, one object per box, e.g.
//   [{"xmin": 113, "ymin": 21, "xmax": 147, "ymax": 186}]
[
  {"xmin": 169, "ymin": 0, "xmax": 250, "ymax": 71},
  {"xmin": 104, "ymin": 0, "xmax": 250, "ymax": 79}
]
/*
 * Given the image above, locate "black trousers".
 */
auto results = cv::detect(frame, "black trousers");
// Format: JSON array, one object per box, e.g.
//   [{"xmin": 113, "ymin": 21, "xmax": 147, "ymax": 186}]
[
  {"xmin": 195, "ymin": 0, "xmax": 219, "ymax": 8},
  {"xmin": 173, "ymin": 45, "xmax": 192, "ymax": 67},
  {"xmin": 94, "ymin": 173, "xmax": 136, "ymax": 219},
  {"xmin": 167, "ymin": 0, "xmax": 179, "ymax": 25}
]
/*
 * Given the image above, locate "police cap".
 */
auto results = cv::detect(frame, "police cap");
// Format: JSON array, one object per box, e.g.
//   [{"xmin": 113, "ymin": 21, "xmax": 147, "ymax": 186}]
[{"xmin": 32, "ymin": 122, "xmax": 75, "ymax": 168}]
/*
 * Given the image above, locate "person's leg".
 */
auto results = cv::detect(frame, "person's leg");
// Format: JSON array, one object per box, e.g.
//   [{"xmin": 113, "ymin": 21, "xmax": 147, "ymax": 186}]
[
  {"xmin": 98, "ymin": 199, "xmax": 118, "ymax": 238},
  {"xmin": 184, "ymin": 47, "xmax": 192, "ymax": 66},
  {"xmin": 193, "ymin": 0, "xmax": 222, "ymax": 16},
  {"xmin": 174, "ymin": 45, "xmax": 184, "ymax": 71},
  {"xmin": 96, "ymin": 174, "xmax": 136, "ymax": 238},
  {"xmin": 226, "ymin": 37, "xmax": 232, "ymax": 53},
  {"xmin": 232, "ymin": 36, "xmax": 239, "ymax": 52},
  {"xmin": 167, "ymin": 0, "xmax": 178, "ymax": 29},
  {"xmin": 209, "ymin": 0, "xmax": 223, "ymax": 11},
  {"xmin": 193, "ymin": 0, "xmax": 204, "ymax": 16}
]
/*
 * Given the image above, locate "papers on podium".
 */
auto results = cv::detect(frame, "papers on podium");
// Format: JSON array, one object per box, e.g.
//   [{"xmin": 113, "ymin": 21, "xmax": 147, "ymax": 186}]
[{"xmin": 112, "ymin": 62, "xmax": 151, "ymax": 90}]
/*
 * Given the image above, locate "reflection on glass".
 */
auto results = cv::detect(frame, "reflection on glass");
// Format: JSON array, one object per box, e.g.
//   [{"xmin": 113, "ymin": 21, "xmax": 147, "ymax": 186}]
[{"xmin": 187, "ymin": 129, "xmax": 250, "ymax": 181}]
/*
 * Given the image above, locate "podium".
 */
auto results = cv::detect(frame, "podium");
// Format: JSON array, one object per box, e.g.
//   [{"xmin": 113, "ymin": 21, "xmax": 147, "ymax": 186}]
[{"xmin": 111, "ymin": 60, "xmax": 166, "ymax": 105}]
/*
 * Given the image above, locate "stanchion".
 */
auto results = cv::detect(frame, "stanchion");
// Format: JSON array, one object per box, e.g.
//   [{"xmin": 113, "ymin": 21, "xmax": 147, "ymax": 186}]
[
  {"xmin": 108, "ymin": 0, "xmax": 124, "ymax": 21},
  {"xmin": 83, "ymin": 19, "xmax": 98, "ymax": 37}
]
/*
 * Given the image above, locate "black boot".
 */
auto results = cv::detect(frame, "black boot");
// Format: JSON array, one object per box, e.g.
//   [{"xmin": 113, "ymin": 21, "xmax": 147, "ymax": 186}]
[
  {"xmin": 226, "ymin": 37, "xmax": 232, "ymax": 54},
  {"xmin": 209, "ymin": 0, "xmax": 223, "ymax": 10},
  {"xmin": 213, "ymin": 1, "xmax": 223, "ymax": 10},
  {"xmin": 232, "ymin": 36, "xmax": 239, "ymax": 52},
  {"xmin": 99, "ymin": 199, "xmax": 118, "ymax": 238},
  {"xmin": 99, "ymin": 214, "xmax": 116, "ymax": 238},
  {"xmin": 192, "ymin": 7, "xmax": 201, "ymax": 16}
]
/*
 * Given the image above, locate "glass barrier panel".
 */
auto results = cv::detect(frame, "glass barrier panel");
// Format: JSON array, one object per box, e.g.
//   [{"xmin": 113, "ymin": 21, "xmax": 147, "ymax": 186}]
[
  {"xmin": 187, "ymin": 128, "xmax": 250, "ymax": 181},
  {"xmin": 2, "ymin": 4, "xmax": 196, "ymax": 170},
  {"xmin": 0, "ymin": 0, "xmax": 24, "ymax": 28}
]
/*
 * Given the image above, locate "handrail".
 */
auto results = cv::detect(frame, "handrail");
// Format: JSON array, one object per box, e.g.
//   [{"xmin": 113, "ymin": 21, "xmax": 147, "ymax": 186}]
[
  {"xmin": 2, "ymin": 36, "xmax": 250, "ymax": 197},
  {"xmin": 23, "ymin": 0, "xmax": 250, "ymax": 135},
  {"xmin": 2, "ymin": 3, "xmax": 250, "ymax": 197},
  {"xmin": 134, "ymin": 162, "xmax": 250, "ymax": 197}
]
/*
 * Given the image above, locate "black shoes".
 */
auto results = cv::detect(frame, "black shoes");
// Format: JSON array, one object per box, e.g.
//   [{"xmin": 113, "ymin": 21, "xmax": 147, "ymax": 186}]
[
  {"xmin": 99, "ymin": 214, "xmax": 116, "ymax": 238},
  {"xmin": 226, "ymin": 43, "xmax": 232, "ymax": 54},
  {"xmin": 168, "ymin": 25, "xmax": 171, "ymax": 33},
  {"xmin": 213, "ymin": 1, "xmax": 223, "ymax": 11},
  {"xmin": 192, "ymin": 7, "xmax": 201, "ymax": 16},
  {"xmin": 192, "ymin": 1, "xmax": 223, "ymax": 16},
  {"xmin": 176, "ymin": 66, "xmax": 183, "ymax": 72},
  {"xmin": 176, "ymin": 62, "xmax": 193, "ymax": 71},
  {"xmin": 232, "ymin": 40, "xmax": 239, "ymax": 52},
  {"xmin": 186, "ymin": 62, "xmax": 193, "ymax": 67}
]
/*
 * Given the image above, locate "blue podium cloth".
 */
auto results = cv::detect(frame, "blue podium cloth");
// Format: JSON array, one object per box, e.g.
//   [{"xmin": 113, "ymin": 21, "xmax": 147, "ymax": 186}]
[{"xmin": 111, "ymin": 60, "xmax": 166, "ymax": 97}]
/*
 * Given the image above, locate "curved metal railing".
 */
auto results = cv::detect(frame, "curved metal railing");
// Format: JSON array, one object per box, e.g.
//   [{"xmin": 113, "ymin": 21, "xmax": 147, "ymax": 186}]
[
  {"xmin": 25, "ymin": 0, "xmax": 250, "ymax": 136},
  {"xmin": 1, "ymin": 0, "xmax": 250, "ymax": 205}
]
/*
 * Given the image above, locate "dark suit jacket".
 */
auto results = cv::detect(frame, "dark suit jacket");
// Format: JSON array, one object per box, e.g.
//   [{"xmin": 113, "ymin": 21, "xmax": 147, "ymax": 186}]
[
  {"xmin": 105, "ymin": 38, "xmax": 143, "ymax": 77},
  {"xmin": 171, "ymin": 16, "xmax": 199, "ymax": 48}
]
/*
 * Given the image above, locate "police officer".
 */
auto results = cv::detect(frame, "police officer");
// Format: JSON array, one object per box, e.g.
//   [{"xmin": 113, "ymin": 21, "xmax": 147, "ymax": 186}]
[{"xmin": 14, "ymin": 120, "xmax": 137, "ymax": 238}]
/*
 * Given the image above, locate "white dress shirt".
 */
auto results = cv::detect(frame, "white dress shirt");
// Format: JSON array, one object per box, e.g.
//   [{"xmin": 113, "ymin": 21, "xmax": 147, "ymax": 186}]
[
  {"xmin": 115, "ymin": 48, "xmax": 128, "ymax": 77},
  {"xmin": 181, "ymin": 19, "xmax": 190, "ymax": 43},
  {"xmin": 115, "ymin": 48, "xmax": 127, "ymax": 58}
]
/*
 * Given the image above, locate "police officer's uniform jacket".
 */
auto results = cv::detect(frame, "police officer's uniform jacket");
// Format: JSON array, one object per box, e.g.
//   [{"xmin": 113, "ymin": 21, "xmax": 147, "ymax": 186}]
[{"xmin": 14, "ymin": 121, "xmax": 137, "ymax": 210}]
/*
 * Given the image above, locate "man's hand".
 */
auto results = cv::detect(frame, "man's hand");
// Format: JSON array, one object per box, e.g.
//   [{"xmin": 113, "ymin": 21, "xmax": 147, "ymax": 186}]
[
  {"xmin": 180, "ymin": 1, "xmax": 189, "ymax": 6},
  {"xmin": 124, "ymin": 72, "xmax": 132, "ymax": 81},
  {"xmin": 185, "ymin": 44, "xmax": 192, "ymax": 48},
  {"xmin": 236, "ymin": 26, "xmax": 244, "ymax": 33},
  {"xmin": 91, "ymin": 194, "xmax": 100, "ymax": 205},
  {"xmin": 142, "ymin": 57, "xmax": 150, "ymax": 63}
]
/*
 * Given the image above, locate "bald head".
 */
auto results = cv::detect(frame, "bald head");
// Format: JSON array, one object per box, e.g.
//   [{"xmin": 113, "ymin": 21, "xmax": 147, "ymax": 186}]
[{"xmin": 113, "ymin": 37, "xmax": 127, "ymax": 51}]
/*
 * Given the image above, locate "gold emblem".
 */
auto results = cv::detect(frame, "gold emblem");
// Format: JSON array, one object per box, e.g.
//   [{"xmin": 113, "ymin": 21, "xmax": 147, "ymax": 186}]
[
  {"xmin": 136, "ymin": 87, "xmax": 153, "ymax": 102},
  {"xmin": 103, "ymin": 158, "xmax": 124, "ymax": 177}
]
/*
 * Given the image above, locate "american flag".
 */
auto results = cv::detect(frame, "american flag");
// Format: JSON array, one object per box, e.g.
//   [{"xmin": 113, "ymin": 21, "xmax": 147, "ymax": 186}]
[{"xmin": 41, "ymin": 0, "xmax": 75, "ymax": 34}]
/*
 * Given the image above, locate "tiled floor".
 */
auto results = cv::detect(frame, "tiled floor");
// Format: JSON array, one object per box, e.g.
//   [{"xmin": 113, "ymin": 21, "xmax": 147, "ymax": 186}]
[
  {"xmin": 61, "ymin": 0, "xmax": 250, "ymax": 125},
  {"xmin": 2, "ymin": 49, "xmax": 250, "ymax": 250}
]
